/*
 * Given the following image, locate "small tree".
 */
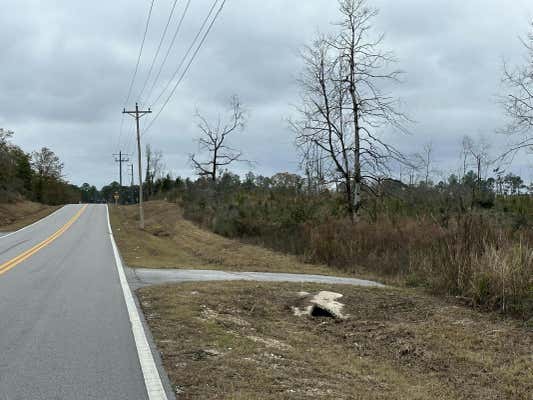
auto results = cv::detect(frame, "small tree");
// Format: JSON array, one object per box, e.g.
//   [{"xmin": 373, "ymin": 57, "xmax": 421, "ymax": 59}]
[
  {"xmin": 191, "ymin": 95, "xmax": 246, "ymax": 181},
  {"xmin": 0, "ymin": 129, "xmax": 16, "ymax": 192},
  {"xmin": 31, "ymin": 147, "xmax": 64, "ymax": 203},
  {"xmin": 462, "ymin": 135, "xmax": 491, "ymax": 187},
  {"xmin": 31, "ymin": 147, "xmax": 63, "ymax": 180},
  {"xmin": 415, "ymin": 142, "xmax": 435, "ymax": 185},
  {"xmin": 144, "ymin": 144, "xmax": 164, "ymax": 199}
]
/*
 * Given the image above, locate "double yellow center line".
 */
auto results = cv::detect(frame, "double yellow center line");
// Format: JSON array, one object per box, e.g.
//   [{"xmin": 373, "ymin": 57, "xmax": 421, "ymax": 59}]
[{"xmin": 0, "ymin": 205, "xmax": 88, "ymax": 276}]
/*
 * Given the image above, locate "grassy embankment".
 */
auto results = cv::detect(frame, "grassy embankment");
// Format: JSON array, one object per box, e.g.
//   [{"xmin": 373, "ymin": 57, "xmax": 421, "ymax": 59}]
[
  {"xmin": 111, "ymin": 200, "xmax": 532, "ymax": 399},
  {"xmin": 109, "ymin": 201, "xmax": 349, "ymax": 277},
  {"xmin": 0, "ymin": 201, "xmax": 59, "ymax": 232},
  {"xmin": 139, "ymin": 281, "xmax": 532, "ymax": 400},
  {"xmin": 112, "ymin": 199, "xmax": 532, "ymax": 316}
]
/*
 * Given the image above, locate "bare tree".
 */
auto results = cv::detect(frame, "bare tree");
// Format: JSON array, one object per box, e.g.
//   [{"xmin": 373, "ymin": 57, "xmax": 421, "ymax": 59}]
[
  {"xmin": 292, "ymin": 0, "xmax": 409, "ymax": 220},
  {"xmin": 461, "ymin": 135, "xmax": 474, "ymax": 178},
  {"xmin": 300, "ymin": 142, "xmax": 326, "ymax": 194},
  {"xmin": 145, "ymin": 144, "xmax": 164, "ymax": 198},
  {"xmin": 501, "ymin": 23, "xmax": 533, "ymax": 158},
  {"xmin": 415, "ymin": 142, "xmax": 435, "ymax": 185},
  {"xmin": 462, "ymin": 135, "xmax": 491, "ymax": 187},
  {"xmin": 190, "ymin": 95, "xmax": 246, "ymax": 181}
]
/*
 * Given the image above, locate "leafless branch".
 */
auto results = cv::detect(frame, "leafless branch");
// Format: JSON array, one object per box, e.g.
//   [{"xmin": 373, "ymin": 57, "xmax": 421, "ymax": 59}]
[
  {"xmin": 292, "ymin": 0, "xmax": 410, "ymax": 219},
  {"xmin": 191, "ymin": 95, "xmax": 248, "ymax": 181}
]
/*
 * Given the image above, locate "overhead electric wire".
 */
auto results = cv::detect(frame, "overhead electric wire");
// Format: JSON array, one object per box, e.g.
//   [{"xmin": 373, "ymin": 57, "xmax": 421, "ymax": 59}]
[
  {"xmin": 123, "ymin": 0, "xmax": 156, "ymax": 106},
  {"xmin": 137, "ymin": 0, "xmax": 181, "ymax": 103},
  {"xmin": 149, "ymin": 0, "xmax": 220, "ymax": 109},
  {"xmin": 143, "ymin": 0, "xmax": 227, "ymax": 136},
  {"xmin": 144, "ymin": 0, "xmax": 192, "ymax": 104},
  {"xmin": 123, "ymin": 117, "xmax": 137, "ymax": 158},
  {"xmin": 115, "ymin": 113, "xmax": 126, "ymax": 153},
  {"xmin": 116, "ymin": 0, "xmax": 155, "ymax": 153}
]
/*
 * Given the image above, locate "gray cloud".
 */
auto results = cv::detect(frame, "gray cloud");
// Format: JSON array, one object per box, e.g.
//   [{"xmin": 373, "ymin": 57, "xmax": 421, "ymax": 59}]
[{"xmin": 0, "ymin": 0, "xmax": 532, "ymax": 188}]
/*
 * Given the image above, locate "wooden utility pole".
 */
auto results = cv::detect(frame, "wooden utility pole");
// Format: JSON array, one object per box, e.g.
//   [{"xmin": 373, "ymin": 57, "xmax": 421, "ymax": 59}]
[
  {"xmin": 113, "ymin": 151, "xmax": 130, "ymax": 186},
  {"xmin": 129, "ymin": 163, "xmax": 134, "ymax": 187},
  {"xmin": 123, "ymin": 103, "xmax": 151, "ymax": 229},
  {"xmin": 128, "ymin": 163, "xmax": 135, "ymax": 205}
]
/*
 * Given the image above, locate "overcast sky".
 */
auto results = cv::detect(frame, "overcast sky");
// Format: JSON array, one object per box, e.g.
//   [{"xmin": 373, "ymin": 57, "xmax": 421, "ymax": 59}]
[{"xmin": 1, "ymin": 0, "xmax": 532, "ymax": 188}]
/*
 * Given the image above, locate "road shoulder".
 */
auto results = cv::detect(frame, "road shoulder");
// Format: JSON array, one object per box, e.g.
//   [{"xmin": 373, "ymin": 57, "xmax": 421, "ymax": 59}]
[
  {"xmin": 106, "ymin": 205, "xmax": 175, "ymax": 400},
  {"xmin": 138, "ymin": 281, "xmax": 533, "ymax": 399}
]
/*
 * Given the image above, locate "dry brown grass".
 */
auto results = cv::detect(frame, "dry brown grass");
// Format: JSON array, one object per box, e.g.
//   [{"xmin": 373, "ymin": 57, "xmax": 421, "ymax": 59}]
[
  {"xmin": 0, "ymin": 201, "xmax": 58, "ymax": 232},
  {"xmin": 139, "ymin": 281, "xmax": 533, "ymax": 400},
  {"xmin": 110, "ymin": 201, "xmax": 339, "ymax": 275},
  {"xmin": 304, "ymin": 215, "xmax": 533, "ymax": 317}
]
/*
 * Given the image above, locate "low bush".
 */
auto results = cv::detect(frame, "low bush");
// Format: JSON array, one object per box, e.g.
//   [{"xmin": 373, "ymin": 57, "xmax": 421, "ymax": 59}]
[{"xmin": 299, "ymin": 215, "xmax": 532, "ymax": 316}]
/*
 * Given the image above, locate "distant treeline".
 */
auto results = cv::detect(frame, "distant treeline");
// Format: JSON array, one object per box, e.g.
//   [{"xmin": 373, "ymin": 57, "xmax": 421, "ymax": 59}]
[
  {"xmin": 0, "ymin": 128, "xmax": 80, "ymax": 205},
  {"xmin": 96, "ymin": 167, "xmax": 533, "ymax": 216}
]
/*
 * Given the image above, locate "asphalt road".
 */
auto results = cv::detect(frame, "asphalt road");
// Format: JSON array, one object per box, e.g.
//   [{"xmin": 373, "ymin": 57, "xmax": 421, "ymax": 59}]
[{"xmin": 0, "ymin": 204, "xmax": 167, "ymax": 400}]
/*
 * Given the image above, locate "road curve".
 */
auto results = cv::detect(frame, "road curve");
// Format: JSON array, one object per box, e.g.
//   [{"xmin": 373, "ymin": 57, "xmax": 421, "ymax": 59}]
[{"xmin": 0, "ymin": 204, "xmax": 168, "ymax": 400}]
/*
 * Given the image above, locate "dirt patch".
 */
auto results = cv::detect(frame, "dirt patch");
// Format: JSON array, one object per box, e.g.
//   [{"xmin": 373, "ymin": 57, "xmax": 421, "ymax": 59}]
[
  {"xmin": 0, "ymin": 201, "xmax": 58, "ymax": 232},
  {"xmin": 139, "ymin": 282, "xmax": 532, "ymax": 399},
  {"xmin": 109, "ymin": 201, "xmax": 345, "ymax": 276}
]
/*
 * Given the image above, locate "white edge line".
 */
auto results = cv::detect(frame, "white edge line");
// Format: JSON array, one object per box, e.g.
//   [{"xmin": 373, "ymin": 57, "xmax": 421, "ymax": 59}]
[
  {"xmin": 106, "ymin": 204, "xmax": 169, "ymax": 400},
  {"xmin": 0, "ymin": 204, "xmax": 68, "ymax": 240}
]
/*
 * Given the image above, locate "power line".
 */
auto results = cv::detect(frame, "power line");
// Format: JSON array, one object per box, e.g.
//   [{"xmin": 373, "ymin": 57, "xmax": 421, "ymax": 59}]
[
  {"xmin": 115, "ymin": 112, "xmax": 126, "ymax": 153},
  {"xmin": 149, "ymin": 0, "xmax": 220, "ymax": 108},
  {"xmin": 144, "ymin": 0, "xmax": 227, "ymax": 136},
  {"xmin": 144, "ymin": 0, "xmax": 192, "ymax": 104},
  {"xmin": 117, "ymin": 0, "xmax": 154, "ymax": 158},
  {"xmin": 123, "ymin": 0, "xmax": 155, "ymax": 107},
  {"xmin": 124, "ymin": 117, "xmax": 137, "ymax": 158},
  {"xmin": 137, "ymin": 0, "xmax": 181, "ymax": 103}
]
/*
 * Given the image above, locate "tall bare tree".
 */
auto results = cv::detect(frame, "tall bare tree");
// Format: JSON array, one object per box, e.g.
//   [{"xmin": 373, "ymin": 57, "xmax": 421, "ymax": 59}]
[
  {"xmin": 501, "ymin": 23, "xmax": 533, "ymax": 157},
  {"xmin": 191, "ymin": 95, "xmax": 246, "ymax": 181},
  {"xmin": 300, "ymin": 143, "xmax": 326, "ymax": 194},
  {"xmin": 461, "ymin": 135, "xmax": 474, "ymax": 178},
  {"xmin": 462, "ymin": 135, "xmax": 491, "ymax": 188},
  {"xmin": 292, "ymin": 0, "xmax": 409, "ymax": 220},
  {"xmin": 415, "ymin": 142, "xmax": 435, "ymax": 185},
  {"xmin": 144, "ymin": 144, "xmax": 164, "ymax": 198}
]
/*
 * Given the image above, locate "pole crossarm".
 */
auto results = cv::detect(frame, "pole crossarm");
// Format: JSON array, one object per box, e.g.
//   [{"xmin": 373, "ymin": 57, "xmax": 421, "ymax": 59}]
[{"xmin": 113, "ymin": 151, "xmax": 130, "ymax": 187}]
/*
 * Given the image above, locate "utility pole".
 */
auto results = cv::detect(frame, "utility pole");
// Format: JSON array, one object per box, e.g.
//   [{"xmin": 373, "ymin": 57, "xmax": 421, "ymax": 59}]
[
  {"xmin": 129, "ymin": 163, "xmax": 134, "ymax": 187},
  {"xmin": 113, "ymin": 151, "xmax": 130, "ymax": 187},
  {"xmin": 123, "ymin": 103, "xmax": 151, "ymax": 229},
  {"xmin": 128, "ymin": 163, "xmax": 135, "ymax": 205}
]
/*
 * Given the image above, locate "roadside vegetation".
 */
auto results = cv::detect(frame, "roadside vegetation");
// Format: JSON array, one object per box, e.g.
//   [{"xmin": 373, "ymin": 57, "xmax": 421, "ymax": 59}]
[
  {"xmin": 0, "ymin": 128, "xmax": 80, "ymax": 205},
  {"xmin": 174, "ymin": 174, "xmax": 532, "ymax": 318},
  {"xmin": 139, "ymin": 281, "xmax": 533, "ymax": 399},
  {"xmin": 0, "ymin": 201, "xmax": 58, "ymax": 231},
  {"xmin": 0, "ymin": 128, "xmax": 68, "ymax": 230},
  {"xmin": 110, "ymin": 201, "xmax": 340, "ymax": 277}
]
